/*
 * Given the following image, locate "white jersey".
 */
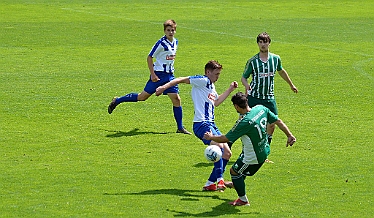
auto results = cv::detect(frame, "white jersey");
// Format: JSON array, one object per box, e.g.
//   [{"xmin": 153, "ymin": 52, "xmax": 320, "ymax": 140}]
[
  {"xmin": 189, "ymin": 75, "xmax": 218, "ymax": 122},
  {"xmin": 148, "ymin": 35, "xmax": 177, "ymax": 73}
]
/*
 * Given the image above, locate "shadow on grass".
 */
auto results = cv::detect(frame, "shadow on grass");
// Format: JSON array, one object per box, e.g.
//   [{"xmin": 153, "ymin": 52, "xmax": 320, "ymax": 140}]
[
  {"xmin": 105, "ymin": 128, "xmax": 168, "ymax": 137},
  {"xmin": 193, "ymin": 161, "xmax": 237, "ymax": 168},
  {"xmin": 104, "ymin": 188, "xmax": 258, "ymax": 216}
]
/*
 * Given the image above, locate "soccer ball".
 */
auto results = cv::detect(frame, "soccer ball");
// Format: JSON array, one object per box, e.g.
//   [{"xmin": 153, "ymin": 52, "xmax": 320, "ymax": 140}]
[{"xmin": 204, "ymin": 145, "xmax": 222, "ymax": 162}]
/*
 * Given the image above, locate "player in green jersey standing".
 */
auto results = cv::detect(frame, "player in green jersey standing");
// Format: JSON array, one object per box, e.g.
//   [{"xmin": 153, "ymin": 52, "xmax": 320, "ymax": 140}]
[
  {"xmin": 241, "ymin": 32, "xmax": 298, "ymax": 149},
  {"xmin": 204, "ymin": 92, "xmax": 296, "ymax": 206}
]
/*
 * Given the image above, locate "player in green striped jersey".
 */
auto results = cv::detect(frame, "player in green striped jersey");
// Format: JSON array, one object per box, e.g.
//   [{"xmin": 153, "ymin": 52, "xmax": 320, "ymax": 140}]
[
  {"xmin": 241, "ymin": 32, "xmax": 298, "ymax": 148},
  {"xmin": 204, "ymin": 92, "xmax": 296, "ymax": 206}
]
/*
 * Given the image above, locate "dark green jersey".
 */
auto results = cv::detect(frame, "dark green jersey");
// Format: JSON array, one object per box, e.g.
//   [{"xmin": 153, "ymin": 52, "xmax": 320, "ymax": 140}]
[
  {"xmin": 225, "ymin": 105, "xmax": 278, "ymax": 164},
  {"xmin": 242, "ymin": 52, "xmax": 283, "ymax": 100}
]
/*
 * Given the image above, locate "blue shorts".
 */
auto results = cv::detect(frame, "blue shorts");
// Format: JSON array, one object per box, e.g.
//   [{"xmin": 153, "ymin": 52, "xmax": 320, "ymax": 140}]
[
  {"xmin": 193, "ymin": 122, "xmax": 222, "ymax": 145},
  {"xmin": 144, "ymin": 71, "xmax": 179, "ymax": 95}
]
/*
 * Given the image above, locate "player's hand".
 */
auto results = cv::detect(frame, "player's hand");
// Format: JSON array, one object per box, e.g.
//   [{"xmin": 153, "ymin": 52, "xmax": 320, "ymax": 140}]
[
  {"xmin": 232, "ymin": 81, "xmax": 238, "ymax": 88},
  {"xmin": 155, "ymin": 86, "xmax": 164, "ymax": 96},
  {"xmin": 151, "ymin": 74, "xmax": 160, "ymax": 82},
  {"xmin": 291, "ymin": 85, "xmax": 298, "ymax": 93},
  {"xmin": 203, "ymin": 131, "xmax": 213, "ymax": 140},
  {"xmin": 230, "ymin": 81, "xmax": 238, "ymax": 91},
  {"xmin": 286, "ymin": 135, "xmax": 296, "ymax": 147}
]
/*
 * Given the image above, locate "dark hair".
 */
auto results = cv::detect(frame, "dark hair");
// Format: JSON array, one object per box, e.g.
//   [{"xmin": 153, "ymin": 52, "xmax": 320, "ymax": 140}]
[
  {"xmin": 257, "ymin": 32, "xmax": 271, "ymax": 43},
  {"xmin": 205, "ymin": 60, "xmax": 222, "ymax": 71},
  {"xmin": 231, "ymin": 92, "xmax": 248, "ymax": 109},
  {"xmin": 164, "ymin": 19, "xmax": 177, "ymax": 30}
]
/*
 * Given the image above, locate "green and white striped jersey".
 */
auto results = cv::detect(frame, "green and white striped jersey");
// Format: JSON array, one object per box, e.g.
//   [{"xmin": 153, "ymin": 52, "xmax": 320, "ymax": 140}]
[{"xmin": 242, "ymin": 52, "xmax": 283, "ymax": 100}]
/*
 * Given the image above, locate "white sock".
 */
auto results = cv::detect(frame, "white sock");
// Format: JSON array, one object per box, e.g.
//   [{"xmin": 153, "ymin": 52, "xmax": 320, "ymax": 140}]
[
  {"xmin": 239, "ymin": 195, "xmax": 249, "ymax": 202},
  {"xmin": 217, "ymin": 177, "xmax": 223, "ymax": 183},
  {"xmin": 205, "ymin": 181, "xmax": 214, "ymax": 186}
]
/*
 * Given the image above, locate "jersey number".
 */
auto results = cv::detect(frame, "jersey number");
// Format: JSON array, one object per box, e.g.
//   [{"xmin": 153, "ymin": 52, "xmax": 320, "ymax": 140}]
[{"xmin": 254, "ymin": 117, "xmax": 267, "ymax": 139}]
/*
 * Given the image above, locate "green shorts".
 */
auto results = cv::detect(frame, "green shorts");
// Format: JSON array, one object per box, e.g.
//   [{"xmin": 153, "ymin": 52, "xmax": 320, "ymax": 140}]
[
  {"xmin": 231, "ymin": 153, "xmax": 264, "ymax": 176},
  {"xmin": 247, "ymin": 95, "xmax": 278, "ymax": 115}
]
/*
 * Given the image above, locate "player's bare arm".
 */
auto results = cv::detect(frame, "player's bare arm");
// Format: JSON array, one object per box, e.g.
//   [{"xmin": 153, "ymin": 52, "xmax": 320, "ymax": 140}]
[
  {"xmin": 274, "ymin": 119, "xmax": 296, "ymax": 147},
  {"xmin": 203, "ymin": 131, "xmax": 229, "ymax": 143},
  {"xmin": 278, "ymin": 69, "xmax": 298, "ymax": 93},
  {"xmin": 147, "ymin": 55, "xmax": 159, "ymax": 82},
  {"xmin": 215, "ymin": 81, "xmax": 238, "ymax": 107},
  {"xmin": 241, "ymin": 76, "xmax": 251, "ymax": 96},
  {"xmin": 155, "ymin": 77, "xmax": 190, "ymax": 96}
]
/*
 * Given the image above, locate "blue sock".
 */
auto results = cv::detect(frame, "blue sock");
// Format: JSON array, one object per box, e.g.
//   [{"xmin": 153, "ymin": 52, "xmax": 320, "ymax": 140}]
[
  {"xmin": 173, "ymin": 106, "xmax": 183, "ymax": 130},
  {"xmin": 222, "ymin": 156, "xmax": 229, "ymax": 173},
  {"xmin": 116, "ymin": 93, "xmax": 138, "ymax": 103},
  {"xmin": 208, "ymin": 158, "xmax": 223, "ymax": 182},
  {"xmin": 220, "ymin": 147, "xmax": 229, "ymax": 175}
]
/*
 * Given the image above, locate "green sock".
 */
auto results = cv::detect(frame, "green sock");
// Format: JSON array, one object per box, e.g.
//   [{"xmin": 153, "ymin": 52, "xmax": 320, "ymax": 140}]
[{"xmin": 231, "ymin": 174, "xmax": 246, "ymax": 197}]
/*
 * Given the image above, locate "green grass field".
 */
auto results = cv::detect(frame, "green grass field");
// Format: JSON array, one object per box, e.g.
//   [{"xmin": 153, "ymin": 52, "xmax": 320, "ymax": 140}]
[{"xmin": 1, "ymin": 0, "xmax": 373, "ymax": 217}]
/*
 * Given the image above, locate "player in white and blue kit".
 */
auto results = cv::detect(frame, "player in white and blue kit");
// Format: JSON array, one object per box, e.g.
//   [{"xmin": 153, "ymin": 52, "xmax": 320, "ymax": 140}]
[
  {"xmin": 156, "ymin": 60, "xmax": 238, "ymax": 191},
  {"xmin": 108, "ymin": 19, "xmax": 191, "ymax": 134}
]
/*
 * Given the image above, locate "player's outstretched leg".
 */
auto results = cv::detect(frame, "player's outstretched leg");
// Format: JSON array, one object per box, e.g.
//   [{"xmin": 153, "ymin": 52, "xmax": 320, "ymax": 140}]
[
  {"xmin": 108, "ymin": 93, "xmax": 138, "ymax": 114},
  {"xmin": 108, "ymin": 97, "xmax": 118, "ymax": 114},
  {"xmin": 229, "ymin": 171, "xmax": 250, "ymax": 206},
  {"xmin": 173, "ymin": 106, "xmax": 192, "ymax": 134}
]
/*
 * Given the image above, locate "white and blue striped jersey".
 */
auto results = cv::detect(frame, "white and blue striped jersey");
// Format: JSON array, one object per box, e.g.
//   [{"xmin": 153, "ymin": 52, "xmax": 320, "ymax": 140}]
[
  {"xmin": 189, "ymin": 75, "xmax": 218, "ymax": 122},
  {"xmin": 148, "ymin": 35, "xmax": 178, "ymax": 73}
]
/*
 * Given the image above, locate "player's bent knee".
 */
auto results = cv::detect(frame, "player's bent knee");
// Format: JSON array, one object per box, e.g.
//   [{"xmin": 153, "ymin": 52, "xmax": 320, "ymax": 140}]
[
  {"xmin": 222, "ymin": 151, "xmax": 232, "ymax": 159},
  {"xmin": 169, "ymin": 96, "xmax": 181, "ymax": 106},
  {"xmin": 222, "ymin": 143, "xmax": 232, "ymax": 159},
  {"xmin": 138, "ymin": 92, "xmax": 151, "ymax": 101},
  {"xmin": 230, "ymin": 167, "xmax": 238, "ymax": 176}
]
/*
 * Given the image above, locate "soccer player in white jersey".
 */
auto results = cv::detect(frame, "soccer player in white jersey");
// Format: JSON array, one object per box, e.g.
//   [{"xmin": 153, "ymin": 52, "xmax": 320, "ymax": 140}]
[
  {"xmin": 107, "ymin": 19, "xmax": 191, "ymax": 134},
  {"xmin": 156, "ymin": 60, "xmax": 238, "ymax": 191},
  {"xmin": 204, "ymin": 92, "xmax": 296, "ymax": 206},
  {"xmin": 241, "ymin": 32, "xmax": 298, "ymax": 150}
]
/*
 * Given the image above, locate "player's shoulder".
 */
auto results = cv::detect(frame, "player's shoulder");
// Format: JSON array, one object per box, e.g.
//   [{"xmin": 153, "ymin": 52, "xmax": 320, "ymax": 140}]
[
  {"xmin": 248, "ymin": 53, "xmax": 260, "ymax": 63},
  {"xmin": 155, "ymin": 35, "xmax": 171, "ymax": 43},
  {"xmin": 189, "ymin": 75, "xmax": 207, "ymax": 80},
  {"xmin": 252, "ymin": 105, "xmax": 277, "ymax": 119},
  {"xmin": 153, "ymin": 36, "xmax": 166, "ymax": 46},
  {"xmin": 269, "ymin": 52, "xmax": 281, "ymax": 59},
  {"xmin": 189, "ymin": 75, "xmax": 210, "ymax": 86},
  {"xmin": 252, "ymin": 105, "xmax": 271, "ymax": 114}
]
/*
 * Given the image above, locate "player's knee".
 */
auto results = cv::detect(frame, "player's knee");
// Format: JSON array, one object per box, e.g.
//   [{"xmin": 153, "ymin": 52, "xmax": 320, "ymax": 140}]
[
  {"xmin": 137, "ymin": 93, "xmax": 150, "ymax": 101},
  {"xmin": 230, "ymin": 167, "xmax": 238, "ymax": 176},
  {"xmin": 172, "ymin": 96, "xmax": 181, "ymax": 104},
  {"xmin": 222, "ymin": 149, "xmax": 232, "ymax": 159},
  {"xmin": 227, "ymin": 150, "xmax": 232, "ymax": 158},
  {"xmin": 224, "ymin": 154, "xmax": 232, "ymax": 160},
  {"xmin": 168, "ymin": 94, "xmax": 181, "ymax": 106},
  {"xmin": 175, "ymin": 95, "xmax": 181, "ymax": 101}
]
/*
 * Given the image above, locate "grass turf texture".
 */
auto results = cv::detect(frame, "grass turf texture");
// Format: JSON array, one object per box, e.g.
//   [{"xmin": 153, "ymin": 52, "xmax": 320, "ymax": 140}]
[{"xmin": 1, "ymin": 0, "xmax": 373, "ymax": 217}]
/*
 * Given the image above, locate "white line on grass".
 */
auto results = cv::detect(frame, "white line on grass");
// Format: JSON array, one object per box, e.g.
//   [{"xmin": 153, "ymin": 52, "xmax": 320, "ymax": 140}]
[
  {"xmin": 352, "ymin": 58, "xmax": 373, "ymax": 81},
  {"xmin": 61, "ymin": 8, "xmax": 160, "ymax": 24},
  {"xmin": 61, "ymin": 7, "xmax": 374, "ymax": 59}
]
